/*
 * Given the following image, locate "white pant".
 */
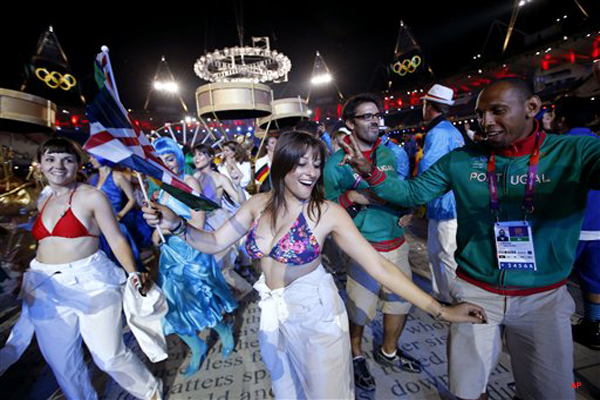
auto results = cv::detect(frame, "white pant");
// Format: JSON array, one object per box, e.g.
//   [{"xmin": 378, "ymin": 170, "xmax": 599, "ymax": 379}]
[
  {"xmin": 254, "ymin": 265, "xmax": 354, "ymax": 399},
  {"xmin": 0, "ymin": 303, "xmax": 35, "ymax": 375},
  {"xmin": 24, "ymin": 252, "xmax": 160, "ymax": 400},
  {"xmin": 448, "ymin": 278, "xmax": 575, "ymax": 400},
  {"xmin": 427, "ymin": 218, "xmax": 458, "ymax": 303}
]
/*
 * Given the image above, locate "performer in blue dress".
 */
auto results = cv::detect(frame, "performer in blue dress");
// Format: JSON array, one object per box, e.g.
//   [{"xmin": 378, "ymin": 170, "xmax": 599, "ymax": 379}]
[
  {"xmin": 88, "ymin": 155, "xmax": 148, "ymax": 271},
  {"xmin": 191, "ymin": 144, "xmax": 254, "ymax": 298},
  {"xmin": 153, "ymin": 137, "xmax": 237, "ymax": 377}
]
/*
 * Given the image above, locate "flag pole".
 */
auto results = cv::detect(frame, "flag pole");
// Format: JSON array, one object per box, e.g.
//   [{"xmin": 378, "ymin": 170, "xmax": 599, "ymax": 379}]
[
  {"xmin": 100, "ymin": 46, "xmax": 121, "ymax": 102},
  {"xmin": 135, "ymin": 172, "xmax": 166, "ymax": 244},
  {"xmin": 255, "ymin": 118, "xmax": 272, "ymax": 162}
]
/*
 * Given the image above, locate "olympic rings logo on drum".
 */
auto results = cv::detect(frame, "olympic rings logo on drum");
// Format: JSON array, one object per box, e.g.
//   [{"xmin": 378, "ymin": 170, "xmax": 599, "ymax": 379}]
[
  {"xmin": 34, "ymin": 68, "xmax": 77, "ymax": 91},
  {"xmin": 392, "ymin": 56, "xmax": 422, "ymax": 76}
]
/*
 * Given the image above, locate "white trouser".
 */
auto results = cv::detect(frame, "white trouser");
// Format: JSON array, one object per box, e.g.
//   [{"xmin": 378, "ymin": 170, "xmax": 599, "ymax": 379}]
[
  {"xmin": 427, "ymin": 218, "xmax": 458, "ymax": 303},
  {"xmin": 0, "ymin": 304, "xmax": 35, "ymax": 375},
  {"xmin": 254, "ymin": 265, "xmax": 354, "ymax": 400},
  {"xmin": 23, "ymin": 251, "xmax": 160, "ymax": 400},
  {"xmin": 449, "ymin": 279, "xmax": 575, "ymax": 400}
]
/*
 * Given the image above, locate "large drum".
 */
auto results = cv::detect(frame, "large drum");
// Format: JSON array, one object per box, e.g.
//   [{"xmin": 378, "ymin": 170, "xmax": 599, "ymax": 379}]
[
  {"xmin": 195, "ymin": 82, "xmax": 273, "ymax": 120},
  {"xmin": 257, "ymin": 96, "xmax": 310, "ymax": 131}
]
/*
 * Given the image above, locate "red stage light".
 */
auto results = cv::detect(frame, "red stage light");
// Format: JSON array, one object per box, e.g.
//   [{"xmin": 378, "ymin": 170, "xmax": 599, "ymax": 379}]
[
  {"xmin": 592, "ymin": 37, "xmax": 600, "ymax": 59},
  {"xmin": 541, "ymin": 54, "xmax": 552, "ymax": 71}
]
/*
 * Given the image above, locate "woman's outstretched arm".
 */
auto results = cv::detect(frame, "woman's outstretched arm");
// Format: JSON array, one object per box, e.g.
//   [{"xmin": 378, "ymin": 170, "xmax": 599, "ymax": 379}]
[
  {"xmin": 325, "ymin": 201, "xmax": 487, "ymax": 324},
  {"xmin": 143, "ymin": 193, "xmax": 263, "ymax": 255}
]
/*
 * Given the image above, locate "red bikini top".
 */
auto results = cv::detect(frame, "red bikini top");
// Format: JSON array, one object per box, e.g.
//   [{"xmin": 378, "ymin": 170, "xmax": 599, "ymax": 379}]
[{"xmin": 32, "ymin": 187, "xmax": 98, "ymax": 241}]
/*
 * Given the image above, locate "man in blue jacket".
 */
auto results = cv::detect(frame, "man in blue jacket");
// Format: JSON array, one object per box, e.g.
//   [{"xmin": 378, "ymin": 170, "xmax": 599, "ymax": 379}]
[
  {"xmin": 552, "ymin": 95, "xmax": 600, "ymax": 350},
  {"xmin": 381, "ymin": 132, "xmax": 410, "ymax": 180},
  {"xmin": 418, "ymin": 84, "xmax": 465, "ymax": 303}
]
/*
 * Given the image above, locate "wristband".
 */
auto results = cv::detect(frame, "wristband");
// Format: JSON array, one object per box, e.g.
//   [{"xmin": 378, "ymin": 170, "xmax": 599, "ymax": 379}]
[
  {"xmin": 364, "ymin": 166, "xmax": 386, "ymax": 186},
  {"xmin": 170, "ymin": 218, "xmax": 187, "ymax": 237}
]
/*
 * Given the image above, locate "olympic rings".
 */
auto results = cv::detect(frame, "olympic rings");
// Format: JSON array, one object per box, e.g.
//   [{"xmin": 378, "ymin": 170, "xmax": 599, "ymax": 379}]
[
  {"xmin": 34, "ymin": 68, "xmax": 77, "ymax": 91},
  {"xmin": 392, "ymin": 55, "xmax": 422, "ymax": 76}
]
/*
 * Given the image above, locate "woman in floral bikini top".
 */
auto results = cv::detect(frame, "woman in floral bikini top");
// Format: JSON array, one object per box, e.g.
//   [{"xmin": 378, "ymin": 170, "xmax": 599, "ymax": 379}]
[
  {"xmin": 143, "ymin": 131, "xmax": 487, "ymax": 400},
  {"xmin": 245, "ymin": 208, "xmax": 321, "ymax": 265}
]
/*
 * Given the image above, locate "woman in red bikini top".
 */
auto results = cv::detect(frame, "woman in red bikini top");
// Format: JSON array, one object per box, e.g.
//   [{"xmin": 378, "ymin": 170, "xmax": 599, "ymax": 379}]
[
  {"xmin": 143, "ymin": 131, "xmax": 487, "ymax": 400},
  {"xmin": 33, "ymin": 139, "xmax": 137, "ymax": 269},
  {"xmin": 25, "ymin": 138, "xmax": 160, "ymax": 400}
]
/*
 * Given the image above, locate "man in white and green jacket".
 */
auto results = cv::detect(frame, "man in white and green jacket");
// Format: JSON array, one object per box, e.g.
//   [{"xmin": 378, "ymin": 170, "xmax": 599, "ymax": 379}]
[{"xmin": 340, "ymin": 78, "xmax": 600, "ymax": 400}]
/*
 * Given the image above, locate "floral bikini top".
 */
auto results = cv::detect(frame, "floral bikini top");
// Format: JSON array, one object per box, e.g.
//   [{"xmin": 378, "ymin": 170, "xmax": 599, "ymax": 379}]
[{"xmin": 245, "ymin": 211, "xmax": 321, "ymax": 266}]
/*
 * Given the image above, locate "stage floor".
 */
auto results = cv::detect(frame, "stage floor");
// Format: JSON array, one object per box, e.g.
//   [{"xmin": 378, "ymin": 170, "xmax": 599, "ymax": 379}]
[{"xmin": 1, "ymin": 218, "xmax": 599, "ymax": 400}]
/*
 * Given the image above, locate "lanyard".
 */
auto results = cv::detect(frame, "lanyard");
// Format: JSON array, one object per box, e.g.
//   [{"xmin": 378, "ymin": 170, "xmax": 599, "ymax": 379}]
[{"xmin": 487, "ymin": 131, "xmax": 541, "ymax": 218}]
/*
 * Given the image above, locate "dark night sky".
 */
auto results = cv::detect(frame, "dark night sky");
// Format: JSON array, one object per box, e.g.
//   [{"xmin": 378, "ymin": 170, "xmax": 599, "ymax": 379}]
[{"xmin": 1, "ymin": 1, "xmax": 598, "ymax": 111}]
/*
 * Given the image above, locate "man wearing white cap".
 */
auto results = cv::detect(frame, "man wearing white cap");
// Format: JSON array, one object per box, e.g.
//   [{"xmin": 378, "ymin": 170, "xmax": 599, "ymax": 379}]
[{"xmin": 418, "ymin": 84, "xmax": 464, "ymax": 303}]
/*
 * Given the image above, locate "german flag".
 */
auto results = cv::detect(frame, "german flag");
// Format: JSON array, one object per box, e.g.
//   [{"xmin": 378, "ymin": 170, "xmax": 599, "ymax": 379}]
[{"xmin": 256, "ymin": 162, "xmax": 270, "ymax": 184}]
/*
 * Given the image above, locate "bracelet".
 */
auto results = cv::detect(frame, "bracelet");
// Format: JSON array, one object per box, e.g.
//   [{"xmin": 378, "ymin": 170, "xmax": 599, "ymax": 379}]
[
  {"xmin": 433, "ymin": 304, "xmax": 446, "ymax": 321},
  {"xmin": 170, "ymin": 218, "xmax": 187, "ymax": 237}
]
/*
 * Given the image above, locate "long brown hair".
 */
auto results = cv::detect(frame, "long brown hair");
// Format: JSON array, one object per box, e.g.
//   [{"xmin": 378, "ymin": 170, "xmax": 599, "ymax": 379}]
[
  {"xmin": 263, "ymin": 130, "xmax": 326, "ymax": 231},
  {"xmin": 223, "ymin": 140, "xmax": 249, "ymax": 163}
]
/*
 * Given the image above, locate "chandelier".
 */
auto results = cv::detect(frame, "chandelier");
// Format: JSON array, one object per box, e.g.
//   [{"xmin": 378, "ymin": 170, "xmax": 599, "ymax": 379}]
[{"xmin": 194, "ymin": 37, "xmax": 291, "ymax": 84}]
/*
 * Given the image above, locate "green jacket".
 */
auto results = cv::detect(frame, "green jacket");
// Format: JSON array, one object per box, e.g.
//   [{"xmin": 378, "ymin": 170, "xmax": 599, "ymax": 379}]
[
  {"xmin": 324, "ymin": 141, "xmax": 406, "ymax": 251},
  {"xmin": 364, "ymin": 130, "xmax": 600, "ymax": 293}
]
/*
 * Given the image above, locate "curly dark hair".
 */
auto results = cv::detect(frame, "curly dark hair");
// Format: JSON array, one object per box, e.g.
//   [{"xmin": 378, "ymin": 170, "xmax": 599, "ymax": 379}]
[{"xmin": 341, "ymin": 93, "xmax": 381, "ymax": 122}]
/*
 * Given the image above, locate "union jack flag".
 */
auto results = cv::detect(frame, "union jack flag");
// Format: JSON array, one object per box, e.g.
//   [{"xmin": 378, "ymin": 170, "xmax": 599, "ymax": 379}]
[{"xmin": 84, "ymin": 48, "xmax": 218, "ymax": 211}]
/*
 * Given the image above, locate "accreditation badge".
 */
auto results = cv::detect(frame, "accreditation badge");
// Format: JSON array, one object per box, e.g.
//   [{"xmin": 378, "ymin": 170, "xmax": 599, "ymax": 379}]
[{"xmin": 494, "ymin": 221, "xmax": 537, "ymax": 271}]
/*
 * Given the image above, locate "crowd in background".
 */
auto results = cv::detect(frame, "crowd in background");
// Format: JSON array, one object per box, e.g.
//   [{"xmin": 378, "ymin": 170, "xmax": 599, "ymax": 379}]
[{"xmin": 2, "ymin": 78, "xmax": 600, "ymax": 400}]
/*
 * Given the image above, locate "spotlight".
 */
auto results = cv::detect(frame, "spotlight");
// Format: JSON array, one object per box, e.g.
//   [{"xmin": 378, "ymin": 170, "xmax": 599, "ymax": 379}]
[{"xmin": 311, "ymin": 73, "xmax": 333, "ymax": 85}]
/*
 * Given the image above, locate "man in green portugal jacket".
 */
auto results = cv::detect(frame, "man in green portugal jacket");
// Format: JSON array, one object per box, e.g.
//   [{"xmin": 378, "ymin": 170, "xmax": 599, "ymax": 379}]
[{"xmin": 339, "ymin": 78, "xmax": 600, "ymax": 400}]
